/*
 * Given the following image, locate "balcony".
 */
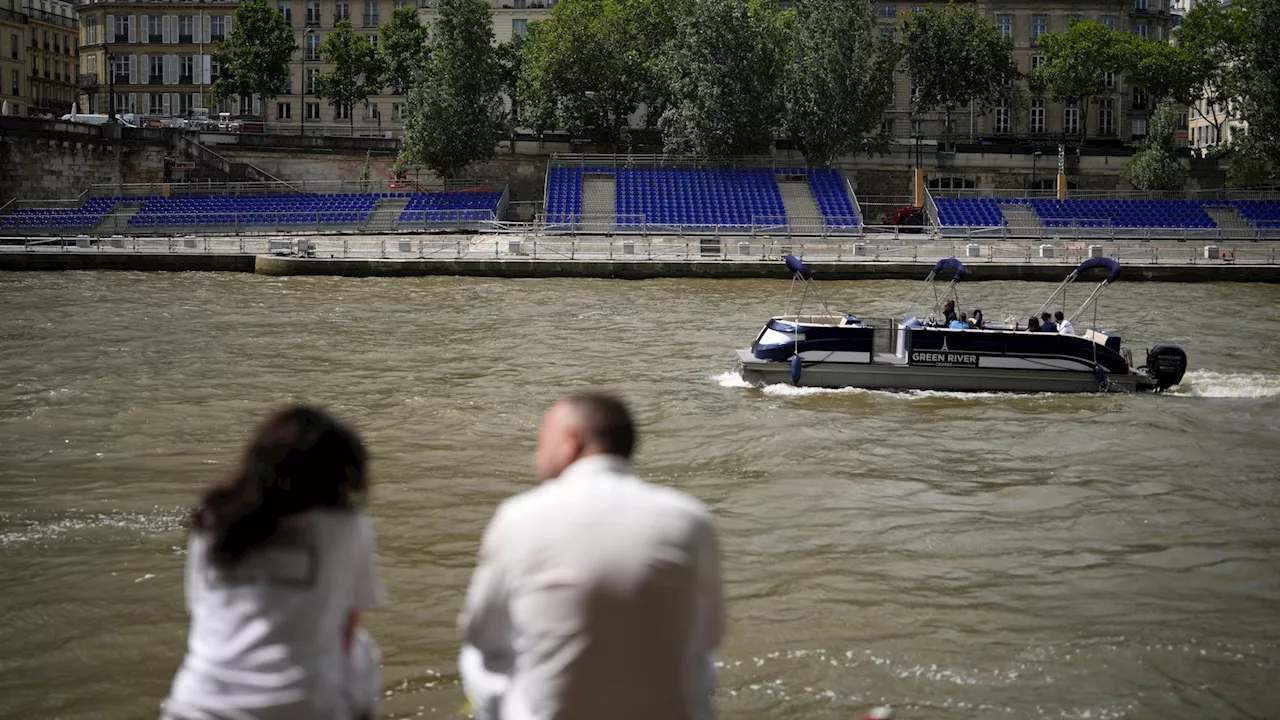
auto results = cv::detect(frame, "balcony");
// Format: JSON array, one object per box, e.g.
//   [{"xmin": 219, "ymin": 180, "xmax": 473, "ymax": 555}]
[
  {"xmin": 149, "ymin": 33, "xmax": 163, "ymax": 42},
  {"xmin": 114, "ymin": 73, "xmax": 129, "ymax": 84},
  {"xmin": 149, "ymin": 74, "xmax": 163, "ymax": 84},
  {"xmin": 179, "ymin": 33, "xmax": 193, "ymax": 43},
  {"xmin": 179, "ymin": 74, "xmax": 194, "ymax": 85},
  {"xmin": 305, "ymin": 13, "xmax": 320, "ymax": 26},
  {"xmin": 77, "ymin": 71, "xmax": 99, "ymax": 88},
  {"xmin": 0, "ymin": 7, "xmax": 29, "ymax": 24},
  {"xmin": 211, "ymin": 33, "xmax": 225, "ymax": 41},
  {"xmin": 113, "ymin": 32, "xmax": 128, "ymax": 42},
  {"xmin": 334, "ymin": 12, "xmax": 349, "ymax": 24}
]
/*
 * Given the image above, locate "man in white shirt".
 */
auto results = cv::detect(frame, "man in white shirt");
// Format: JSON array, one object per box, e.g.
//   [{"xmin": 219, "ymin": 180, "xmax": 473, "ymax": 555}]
[
  {"xmin": 459, "ymin": 393, "xmax": 725, "ymax": 720},
  {"xmin": 1056, "ymin": 310, "xmax": 1075, "ymax": 336}
]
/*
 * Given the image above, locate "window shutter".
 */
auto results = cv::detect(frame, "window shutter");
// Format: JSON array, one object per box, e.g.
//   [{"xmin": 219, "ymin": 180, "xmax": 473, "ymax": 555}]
[
  {"xmin": 139, "ymin": 53, "xmax": 148, "ymax": 83},
  {"xmin": 128, "ymin": 53, "xmax": 137, "ymax": 84},
  {"xmin": 203, "ymin": 14, "xmax": 211, "ymax": 43},
  {"xmin": 140, "ymin": 15, "xmax": 148, "ymax": 42},
  {"xmin": 128, "ymin": 15, "xmax": 136, "ymax": 43},
  {"xmin": 163, "ymin": 93, "xmax": 171, "ymax": 116},
  {"xmin": 225, "ymin": 15, "xmax": 233, "ymax": 33},
  {"xmin": 202, "ymin": 54, "xmax": 211, "ymax": 84},
  {"xmin": 106, "ymin": 14, "xmax": 114, "ymax": 39}
]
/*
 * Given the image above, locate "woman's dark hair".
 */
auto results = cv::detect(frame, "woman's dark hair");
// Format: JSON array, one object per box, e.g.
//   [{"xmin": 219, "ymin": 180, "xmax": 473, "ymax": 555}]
[{"xmin": 192, "ymin": 406, "xmax": 367, "ymax": 568}]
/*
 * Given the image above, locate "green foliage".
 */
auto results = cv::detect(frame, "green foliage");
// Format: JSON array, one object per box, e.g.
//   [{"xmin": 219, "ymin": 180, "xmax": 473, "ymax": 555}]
[
  {"xmin": 781, "ymin": 0, "xmax": 897, "ymax": 164},
  {"xmin": 493, "ymin": 33, "xmax": 525, "ymax": 127},
  {"xmin": 379, "ymin": 6, "xmax": 431, "ymax": 97},
  {"xmin": 1234, "ymin": 0, "xmax": 1280, "ymax": 182},
  {"xmin": 314, "ymin": 19, "xmax": 384, "ymax": 132},
  {"xmin": 401, "ymin": 0, "xmax": 506, "ymax": 179},
  {"xmin": 658, "ymin": 0, "xmax": 785, "ymax": 157},
  {"xmin": 900, "ymin": 2, "xmax": 1020, "ymax": 144},
  {"xmin": 1124, "ymin": 37, "xmax": 1199, "ymax": 107},
  {"xmin": 210, "ymin": 0, "xmax": 297, "ymax": 106},
  {"xmin": 1122, "ymin": 102, "xmax": 1186, "ymax": 192},
  {"xmin": 1173, "ymin": 0, "xmax": 1251, "ymax": 139},
  {"xmin": 517, "ymin": 0, "xmax": 681, "ymax": 144},
  {"xmin": 1030, "ymin": 21, "xmax": 1129, "ymax": 142}
]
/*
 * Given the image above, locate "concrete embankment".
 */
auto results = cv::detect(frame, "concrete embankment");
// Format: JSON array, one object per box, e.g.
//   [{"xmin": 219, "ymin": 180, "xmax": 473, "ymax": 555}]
[{"xmin": 2, "ymin": 252, "xmax": 1279, "ymax": 281}]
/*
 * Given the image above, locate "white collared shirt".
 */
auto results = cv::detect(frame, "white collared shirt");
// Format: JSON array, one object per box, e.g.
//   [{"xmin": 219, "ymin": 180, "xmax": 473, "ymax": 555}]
[
  {"xmin": 1059, "ymin": 320, "xmax": 1075, "ymax": 335},
  {"xmin": 459, "ymin": 455, "xmax": 725, "ymax": 720}
]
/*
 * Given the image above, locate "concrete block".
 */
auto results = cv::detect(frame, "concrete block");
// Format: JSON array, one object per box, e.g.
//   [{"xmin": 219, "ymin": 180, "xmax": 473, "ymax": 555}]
[
  {"xmin": 1089, "ymin": 245, "xmax": 1104, "ymax": 258},
  {"xmin": 966, "ymin": 243, "xmax": 981, "ymax": 258},
  {"xmin": 1204, "ymin": 245, "xmax": 1219, "ymax": 259},
  {"xmin": 1039, "ymin": 244, "xmax": 1054, "ymax": 258}
]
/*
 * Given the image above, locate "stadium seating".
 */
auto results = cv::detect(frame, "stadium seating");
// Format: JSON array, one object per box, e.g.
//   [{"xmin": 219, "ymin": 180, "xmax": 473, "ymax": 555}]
[
  {"xmin": 0, "ymin": 197, "xmax": 128, "ymax": 229},
  {"xmin": 399, "ymin": 188, "xmax": 504, "ymax": 224},
  {"xmin": 616, "ymin": 168, "xmax": 785, "ymax": 227},
  {"xmin": 545, "ymin": 166, "xmax": 584, "ymax": 225},
  {"xmin": 127, "ymin": 193, "xmax": 384, "ymax": 228},
  {"xmin": 808, "ymin": 169, "xmax": 860, "ymax": 228},
  {"xmin": 1229, "ymin": 200, "xmax": 1280, "ymax": 229},
  {"xmin": 1029, "ymin": 198, "xmax": 1216, "ymax": 229},
  {"xmin": 934, "ymin": 197, "xmax": 1007, "ymax": 227}
]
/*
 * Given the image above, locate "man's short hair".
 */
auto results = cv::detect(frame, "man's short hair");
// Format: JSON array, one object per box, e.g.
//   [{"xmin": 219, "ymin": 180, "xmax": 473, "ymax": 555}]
[
  {"xmin": 561, "ymin": 393, "xmax": 636, "ymax": 458},
  {"xmin": 1054, "ymin": 310, "xmax": 1065, "ymax": 321},
  {"xmin": 1041, "ymin": 312, "xmax": 1052, "ymax": 322}
]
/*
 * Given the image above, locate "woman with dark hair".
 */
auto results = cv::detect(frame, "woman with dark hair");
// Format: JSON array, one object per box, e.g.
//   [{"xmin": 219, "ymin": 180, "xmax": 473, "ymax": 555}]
[{"xmin": 162, "ymin": 406, "xmax": 382, "ymax": 720}]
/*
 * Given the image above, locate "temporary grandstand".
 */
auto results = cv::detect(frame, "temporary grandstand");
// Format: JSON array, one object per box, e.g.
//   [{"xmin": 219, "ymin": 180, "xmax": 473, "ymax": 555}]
[
  {"xmin": 543, "ymin": 155, "xmax": 862, "ymax": 236},
  {"xmin": 0, "ymin": 179, "xmax": 509, "ymax": 236}
]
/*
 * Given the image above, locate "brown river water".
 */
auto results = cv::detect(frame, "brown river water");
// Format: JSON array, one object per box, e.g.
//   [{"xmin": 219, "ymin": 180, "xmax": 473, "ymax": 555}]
[{"xmin": 1, "ymin": 271, "xmax": 1279, "ymax": 720}]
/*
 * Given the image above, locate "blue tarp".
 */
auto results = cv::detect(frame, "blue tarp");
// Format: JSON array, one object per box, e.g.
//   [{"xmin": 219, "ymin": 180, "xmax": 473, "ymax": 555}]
[
  {"xmin": 784, "ymin": 253, "xmax": 812, "ymax": 280},
  {"xmin": 1072, "ymin": 257, "xmax": 1122, "ymax": 284},
  {"xmin": 932, "ymin": 257, "xmax": 966, "ymax": 281}
]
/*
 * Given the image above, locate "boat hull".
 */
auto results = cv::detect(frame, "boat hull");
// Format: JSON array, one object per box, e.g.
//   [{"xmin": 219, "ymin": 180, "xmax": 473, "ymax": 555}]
[{"xmin": 735, "ymin": 349, "xmax": 1154, "ymax": 393}]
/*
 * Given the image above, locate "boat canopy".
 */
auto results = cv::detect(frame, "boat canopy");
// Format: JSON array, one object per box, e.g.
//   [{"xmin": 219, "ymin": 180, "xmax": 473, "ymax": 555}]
[
  {"xmin": 931, "ymin": 257, "xmax": 967, "ymax": 282},
  {"xmin": 904, "ymin": 257, "xmax": 966, "ymax": 319},
  {"xmin": 785, "ymin": 253, "xmax": 813, "ymax": 280},
  {"xmin": 1069, "ymin": 257, "xmax": 1121, "ymax": 285}
]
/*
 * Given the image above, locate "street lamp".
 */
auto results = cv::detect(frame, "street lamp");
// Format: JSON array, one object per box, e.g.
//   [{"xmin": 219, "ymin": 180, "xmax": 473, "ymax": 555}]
[
  {"xmin": 1031, "ymin": 150, "xmax": 1043, "ymax": 192},
  {"xmin": 300, "ymin": 27, "xmax": 314, "ymax": 136}
]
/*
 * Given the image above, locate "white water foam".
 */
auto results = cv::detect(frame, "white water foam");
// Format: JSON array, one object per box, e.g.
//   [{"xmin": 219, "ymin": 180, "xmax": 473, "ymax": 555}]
[
  {"xmin": 1171, "ymin": 370, "xmax": 1280, "ymax": 398},
  {"xmin": 713, "ymin": 371, "xmax": 1040, "ymax": 400}
]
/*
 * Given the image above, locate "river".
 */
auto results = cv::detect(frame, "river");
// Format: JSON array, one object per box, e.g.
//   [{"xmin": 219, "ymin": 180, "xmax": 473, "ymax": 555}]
[{"xmin": 1, "ymin": 271, "xmax": 1278, "ymax": 720}]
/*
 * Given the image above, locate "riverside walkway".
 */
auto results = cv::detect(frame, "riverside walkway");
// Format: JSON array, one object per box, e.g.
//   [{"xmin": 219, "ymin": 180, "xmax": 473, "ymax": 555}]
[{"xmin": 2, "ymin": 232, "xmax": 1277, "ymax": 281}]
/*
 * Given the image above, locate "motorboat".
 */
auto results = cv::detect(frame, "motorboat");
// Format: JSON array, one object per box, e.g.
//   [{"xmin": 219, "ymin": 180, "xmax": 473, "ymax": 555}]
[{"xmin": 734, "ymin": 255, "xmax": 1188, "ymax": 393}]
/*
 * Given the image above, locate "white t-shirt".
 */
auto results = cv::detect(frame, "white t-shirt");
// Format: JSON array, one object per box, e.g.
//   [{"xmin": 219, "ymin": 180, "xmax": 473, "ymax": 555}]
[
  {"xmin": 164, "ymin": 509, "xmax": 382, "ymax": 720},
  {"xmin": 1059, "ymin": 320, "xmax": 1075, "ymax": 336}
]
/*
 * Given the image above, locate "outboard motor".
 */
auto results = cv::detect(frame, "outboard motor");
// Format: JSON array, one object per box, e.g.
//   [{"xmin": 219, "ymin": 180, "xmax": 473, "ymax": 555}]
[{"xmin": 1145, "ymin": 345, "xmax": 1188, "ymax": 391}]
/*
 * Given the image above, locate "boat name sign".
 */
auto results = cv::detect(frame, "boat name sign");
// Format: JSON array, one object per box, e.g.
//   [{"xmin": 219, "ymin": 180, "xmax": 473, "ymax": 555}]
[{"xmin": 910, "ymin": 351, "xmax": 980, "ymax": 367}]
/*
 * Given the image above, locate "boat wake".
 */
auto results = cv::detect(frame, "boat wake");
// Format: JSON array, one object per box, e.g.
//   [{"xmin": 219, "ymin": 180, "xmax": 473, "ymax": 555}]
[
  {"xmin": 713, "ymin": 371, "xmax": 1025, "ymax": 399},
  {"xmin": 1169, "ymin": 370, "xmax": 1280, "ymax": 398}
]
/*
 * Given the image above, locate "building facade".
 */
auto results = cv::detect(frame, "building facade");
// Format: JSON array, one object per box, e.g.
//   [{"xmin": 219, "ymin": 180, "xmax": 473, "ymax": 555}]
[
  {"xmin": 24, "ymin": 0, "xmax": 79, "ymax": 116},
  {"xmin": 1, "ymin": 0, "xmax": 27, "ymax": 116}
]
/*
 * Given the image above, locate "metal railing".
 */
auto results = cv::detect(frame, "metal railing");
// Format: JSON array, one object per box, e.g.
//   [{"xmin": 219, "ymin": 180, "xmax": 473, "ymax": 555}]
[{"xmin": 4, "ymin": 235, "xmax": 1275, "ymax": 267}]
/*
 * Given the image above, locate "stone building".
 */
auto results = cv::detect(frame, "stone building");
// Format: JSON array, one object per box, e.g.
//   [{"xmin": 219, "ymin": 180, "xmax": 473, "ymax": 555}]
[
  {"xmin": 24, "ymin": 0, "xmax": 79, "ymax": 116},
  {"xmin": 1, "ymin": 0, "xmax": 27, "ymax": 116}
]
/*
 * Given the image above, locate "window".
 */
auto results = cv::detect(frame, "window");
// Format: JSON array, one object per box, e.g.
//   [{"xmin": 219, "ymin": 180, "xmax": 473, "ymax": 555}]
[
  {"xmin": 878, "ymin": 5, "xmax": 896, "ymax": 19},
  {"xmin": 54, "ymin": 35, "xmax": 60, "ymax": 53},
  {"xmin": 1032, "ymin": 14, "xmax": 1047, "ymax": 42},
  {"xmin": 1030, "ymin": 99, "xmax": 1045, "ymax": 133},
  {"xmin": 149, "ymin": 92, "xmax": 163, "ymax": 114},
  {"xmin": 515, "ymin": 0, "xmax": 526, "ymax": 7},
  {"xmin": 114, "ymin": 15, "xmax": 128, "ymax": 42},
  {"xmin": 148, "ymin": 15, "xmax": 162, "ymax": 42},
  {"xmin": 391, "ymin": 102, "xmax": 404, "ymax": 120},
  {"xmin": 211, "ymin": 58, "xmax": 221, "ymax": 80},
  {"xmin": 369, "ymin": 34, "xmax": 377, "ymax": 48},
  {"xmin": 362, "ymin": 0, "xmax": 377, "ymax": 27},
  {"xmin": 149, "ymin": 55, "xmax": 163, "ymax": 84},
  {"xmin": 43, "ymin": 30, "xmax": 49, "ymax": 49},
  {"xmin": 9, "ymin": 33, "xmax": 16, "ymax": 60},
  {"xmin": 306, "ymin": 67, "xmax": 318, "ymax": 93},
  {"xmin": 306, "ymin": 101, "xmax": 320, "ymax": 119},
  {"xmin": 994, "ymin": 99, "xmax": 1011, "ymax": 133},
  {"xmin": 1133, "ymin": 0, "xmax": 1147, "ymax": 9},
  {"xmin": 364, "ymin": 103, "xmax": 378, "ymax": 120},
  {"xmin": 1064, "ymin": 100, "xmax": 1079, "ymax": 135},
  {"xmin": 278, "ymin": 0, "xmax": 292, "ymax": 26},
  {"xmin": 335, "ymin": 0, "xmax": 349, "ymax": 22},
  {"xmin": 306, "ymin": 0, "xmax": 321, "ymax": 26},
  {"xmin": 512, "ymin": 18, "xmax": 527, "ymax": 37},
  {"xmin": 334, "ymin": 103, "xmax": 350, "ymax": 120},
  {"xmin": 10, "ymin": 69, "xmax": 17, "ymax": 96},
  {"xmin": 996, "ymin": 14, "xmax": 1011, "ymax": 39},
  {"xmin": 114, "ymin": 92, "xmax": 133, "ymax": 112},
  {"xmin": 114, "ymin": 53, "xmax": 130, "ymax": 83},
  {"xmin": 179, "ymin": 15, "xmax": 193, "ymax": 42},
  {"xmin": 277, "ymin": 101, "xmax": 292, "ymax": 119},
  {"xmin": 1133, "ymin": 24, "xmax": 1147, "ymax": 38},
  {"xmin": 910, "ymin": 119, "xmax": 923, "ymax": 137},
  {"xmin": 879, "ymin": 27, "xmax": 894, "ymax": 42},
  {"xmin": 1030, "ymin": 55, "xmax": 1044, "ymax": 71},
  {"xmin": 1131, "ymin": 117, "xmax": 1147, "ymax": 138},
  {"xmin": 1132, "ymin": 87, "xmax": 1147, "ymax": 109},
  {"xmin": 180, "ymin": 92, "xmax": 194, "ymax": 114},
  {"xmin": 86, "ymin": 18, "xmax": 97, "ymax": 44},
  {"xmin": 393, "ymin": 0, "xmax": 412, "ymax": 7},
  {"xmin": 239, "ymin": 94, "xmax": 253, "ymax": 115},
  {"xmin": 880, "ymin": 118, "xmax": 894, "ymax": 135},
  {"xmin": 1099, "ymin": 98, "xmax": 1115, "ymax": 136},
  {"xmin": 1100, "ymin": 15, "xmax": 1116, "ymax": 30},
  {"xmin": 179, "ymin": 55, "xmax": 194, "ymax": 84},
  {"xmin": 211, "ymin": 16, "xmax": 227, "ymax": 41},
  {"xmin": 1104, "ymin": 70, "xmax": 1115, "ymax": 89},
  {"xmin": 1176, "ymin": 112, "xmax": 1188, "ymax": 131},
  {"xmin": 305, "ymin": 32, "xmax": 320, "ymax": 60}
]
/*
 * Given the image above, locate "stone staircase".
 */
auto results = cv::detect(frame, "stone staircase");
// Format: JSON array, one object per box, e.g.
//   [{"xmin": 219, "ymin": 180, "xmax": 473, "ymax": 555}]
[
  {"xmin": 363, "ymin": 198, "xmax": 410, "ymax": 232},
  {"xmin": 778, "ymin": 175, "xmax": 821, "ymax": 232},
  {"xmin": 581, "ymin": 174, "xmax": 616, "ymax": 233},
  {"xmin": 1000, "ymin": 203, "xmax": 1043, "ymax": 231},
  {"xmin": 1204, "ymin": 205, "xmax": 1256, "ymax": 238},
  {"xmin": 94, "ymin": 201, "xmax": 144, "ymax": 234}
]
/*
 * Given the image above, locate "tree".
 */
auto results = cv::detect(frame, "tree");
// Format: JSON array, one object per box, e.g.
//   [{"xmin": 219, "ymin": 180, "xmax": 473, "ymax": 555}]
[
  {"xmin": 1173, "ymin": 0, "xmax": 1251, "ymax": 147},
  {"xmin": 1125, "ymin": 37, "xmax": 1199, "ymax": 107},
  {"xmin": 1122, "ymin": 102, "xmax": 1186, "ymax": 192},
  {"xmin": 401, "ymin": 0, "xmax": 506, "ymax": 178},
  {"xmin": 657, "ymin": 0, "xmax": 785, "ymax": 157},
  {"xmin": 781, "ymin": 0, "xmax": 897, "ymax": 164},
  {"xmin": 1231, "ymin": 0, "xmax": 1279, "ymax": 185},
  {"xmin": 314, "ymin": 19, "xmax": 383, "ymax": 134},
  {"xmin": 494, "ymin": 33, "xmax": 525, "ymax": 128},
  {"xmin": 900, "ymin": 2, "xmax": 1020, "ymax": 148},
  {"xmin": 1030, "ymin": 20, "xmax": 1129, "ymax": 145},
  {"xmin": 379, "ymin": 6, "xmax": 430, "ymax": 97},
  {"xmin": 210, "ymin": 0, "xmax": 297, "ymax": 111}
]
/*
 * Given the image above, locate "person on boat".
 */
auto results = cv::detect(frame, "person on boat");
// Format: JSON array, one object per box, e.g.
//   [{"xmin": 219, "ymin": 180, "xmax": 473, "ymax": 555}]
[
  {"xmin": 163, "ymin": 406, "xmax": 382, "ymax": 720},
  {"xmin": 1056, "ymin": 311, "xmax": 1074, "ymax": 335},
  {"xmin": 949, "ymin": 312, "xmax": 970, "ymax": 330},
  {"xmin": 1027, "ymin": 316, "xmax": 1042, "ymax": 332},
  {"xmin": 1039, "ymin": 312, "xmax": 1058, "ymax": 333},
  {"xmin": 942, "ymin": 300, "xmax": 957, "ymax": 325}
]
